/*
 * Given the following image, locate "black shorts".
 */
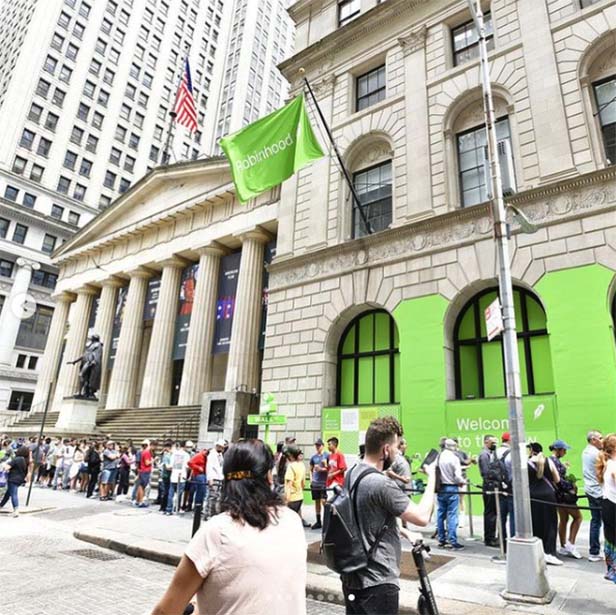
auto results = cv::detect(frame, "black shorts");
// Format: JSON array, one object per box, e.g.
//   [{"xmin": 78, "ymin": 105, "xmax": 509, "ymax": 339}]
[
  {"xmin": 311, "ymin": 487, "xmax": 327, "ymax": 501},
  {"xmin": 288, "ymin": 500, "xmax": 302, "ymax": 513}
]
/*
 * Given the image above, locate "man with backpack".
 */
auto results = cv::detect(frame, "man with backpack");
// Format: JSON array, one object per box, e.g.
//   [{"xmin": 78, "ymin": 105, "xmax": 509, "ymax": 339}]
[
  {"xmin": 496, "ymin": 432, "xmax": 515, "ymax": 542},
  {"xmin": 322, "ymin": 416, "xmax": 436, "ymax": 615},
  {"xmin": 478, "ymin": 434, "xmax": 502, "ymax": 547}
]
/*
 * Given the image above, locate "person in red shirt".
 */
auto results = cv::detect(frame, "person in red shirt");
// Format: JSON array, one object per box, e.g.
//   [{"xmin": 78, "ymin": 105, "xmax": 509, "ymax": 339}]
[
  {"xmin": 326, "ymin": 437, "xmax": 347, "ymax": 489},
  {"xmin": 136, "ymin": 439, "xmax": 153, "ymax": 508},
  {"xmin": 188, "ymin": 447, "xmax": 208, "ymax": 509}
]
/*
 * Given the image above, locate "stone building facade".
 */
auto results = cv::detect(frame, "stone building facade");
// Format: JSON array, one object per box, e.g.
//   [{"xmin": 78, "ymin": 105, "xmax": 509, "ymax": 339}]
[{"xmin": 260, "ymin": 0, "xmax": 616, "ymax": 468}]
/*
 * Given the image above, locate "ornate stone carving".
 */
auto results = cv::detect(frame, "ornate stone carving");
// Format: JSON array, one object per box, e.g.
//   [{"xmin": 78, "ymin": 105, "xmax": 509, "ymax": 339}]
[
  {"xmin": 398, "ymin": 25, "xmax": 428, "ymax": 56},
  {"xmin": 312, "ymin": 74, "xmax": 337, "ymax": 98},
  {"xmin": 354, "ymin": 146, "xmax": 394, "ymax": 171}
]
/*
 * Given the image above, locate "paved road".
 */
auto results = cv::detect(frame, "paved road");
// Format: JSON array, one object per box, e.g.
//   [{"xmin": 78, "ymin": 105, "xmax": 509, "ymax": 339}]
[{"xmin": 0, "ymin": 487, "xmax": 343, "ymax": 615}]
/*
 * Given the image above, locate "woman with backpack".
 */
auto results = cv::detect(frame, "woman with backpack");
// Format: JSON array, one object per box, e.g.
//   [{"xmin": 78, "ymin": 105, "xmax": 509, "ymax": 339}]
[
  {"xmin": 152, "ymin": 439, "xmax": 307, "ymax": 615},
  {"xmin": 0, "ymin": 445, "xmax": 30, "ymax": 517},
  {"xmin": 549, "ymin": 440, "xmax": 583, "ymax": 560}
]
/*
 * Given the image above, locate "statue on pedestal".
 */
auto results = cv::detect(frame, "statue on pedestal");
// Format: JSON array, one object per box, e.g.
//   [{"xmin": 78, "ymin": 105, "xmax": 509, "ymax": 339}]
[{"xmin": 67, "ymin": 334, "xmax": 103, "ymax": 399}]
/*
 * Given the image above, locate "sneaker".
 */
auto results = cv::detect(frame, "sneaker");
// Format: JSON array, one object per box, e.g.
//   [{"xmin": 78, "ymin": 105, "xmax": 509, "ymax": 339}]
[
  {"xmin": 11, "ymin": 511, "xmax": 19, "ymax": 518},
  {"xmin": 588, "ymin": 554, "xmax": 603, "ymax": 562},
  {"xmin": 311, "ymin": 521, "xmax": 322, "ymax": 530},
  {"xmin": 545, "ymin": 554, "xmax": 563, "ymax": 566},
  {"xmin": 451, "ymin": 543, "xmax": 465, "ymax": 550},
  {"xmin": 558, "ymin": 546, "xmax": 569, "ymax": 557},
  {"xmin": 565, "ymin": 542, "xmax": 582, "ymax": 559}
]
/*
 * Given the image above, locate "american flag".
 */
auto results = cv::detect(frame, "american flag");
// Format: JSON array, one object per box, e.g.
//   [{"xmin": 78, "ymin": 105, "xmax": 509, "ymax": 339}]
[{"xmin": 174, "ymin": 58, "xmax": 198, "ymax": 133}]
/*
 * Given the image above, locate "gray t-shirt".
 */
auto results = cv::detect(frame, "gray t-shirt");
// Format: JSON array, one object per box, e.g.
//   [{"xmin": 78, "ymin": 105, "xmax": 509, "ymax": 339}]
[
  {"xmin": 342, "ymin": 463, "xmax": 410, "ymax": 590},
  {"xmin": 390, "ymin": 453, "xmax": 411, "ymax": 490},
  {"xmin": 102, "ymin": 448, "xmax": 119, "ymax": 470}
]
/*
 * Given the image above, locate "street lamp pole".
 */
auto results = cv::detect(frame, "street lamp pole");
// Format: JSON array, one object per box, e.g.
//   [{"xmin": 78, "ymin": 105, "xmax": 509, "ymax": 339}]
[{"xmin": 466, "ymin": 0, "xmax": 553, "ymax": 603}]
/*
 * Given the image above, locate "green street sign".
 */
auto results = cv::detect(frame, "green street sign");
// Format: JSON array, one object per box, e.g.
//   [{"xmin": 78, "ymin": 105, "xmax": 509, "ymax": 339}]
[{"xmin": 247, "ymin": 413, "xmax": 287, "ymax": 426}]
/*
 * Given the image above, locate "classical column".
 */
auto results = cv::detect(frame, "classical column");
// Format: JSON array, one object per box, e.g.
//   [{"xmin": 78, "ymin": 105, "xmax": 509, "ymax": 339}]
[
  {"xmin": 52, "ymin": 286, "xmax": 98, "ymax": 405},
  {"xmin": 94, "ymin": 276, "xmax": 124, "ymax": 401},
  {"xmin": 106, "ymin": 268, "xmax": 151, "ymax": 409},
  {"xmin": 31, "ymin": 292, "xmax": 74, "ymax": 410},
  {"xmin": 225, "ymin": 228, "xmax": 270, "ymax": 392},
  {"xmin": 0, "ymin": 257, "xmax": 40, "ymax": 366},
  {"xmin": 139, "ymin": 257, "xmax": 186, "ymax": 408},
  {"xmin": 178, "ymin": 244, "xmax": 225, "ymax": 406}
]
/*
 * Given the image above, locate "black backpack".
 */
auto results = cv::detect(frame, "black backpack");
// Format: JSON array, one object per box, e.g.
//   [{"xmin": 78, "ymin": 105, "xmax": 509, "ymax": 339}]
[
  {"xmin": 321, "ymin": 465, "xmax": 388, "ymax": 575},
  {"xmin": 485, "ymin": 449, "xmax": 511, "ymax": 492}
]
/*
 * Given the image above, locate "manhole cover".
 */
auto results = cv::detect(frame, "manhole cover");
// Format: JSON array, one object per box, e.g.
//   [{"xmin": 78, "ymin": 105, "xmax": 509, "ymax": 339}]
[{"xmin": 63, "ymin": 549, "xmax": 123, "ymax": 562}]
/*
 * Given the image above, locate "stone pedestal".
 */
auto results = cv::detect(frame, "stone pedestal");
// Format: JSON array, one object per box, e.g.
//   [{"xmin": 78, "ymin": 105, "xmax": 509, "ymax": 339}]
[
  {"xmin": 502, "ymin": 537, "xmax": 554, "ymax": 604},
  {"xmin": 55, "ymin": 397, "xmax": 99, "ymax": 433},
  {"xmin": 198, "ymin": 391, "xmax": 257, "ymax": 448}
]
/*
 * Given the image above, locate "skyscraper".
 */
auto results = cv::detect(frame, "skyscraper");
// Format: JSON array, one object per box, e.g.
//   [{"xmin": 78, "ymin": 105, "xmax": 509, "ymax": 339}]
[{"xmin": 0, "ymin": 0, "xmax": 294, "ymax": 417}]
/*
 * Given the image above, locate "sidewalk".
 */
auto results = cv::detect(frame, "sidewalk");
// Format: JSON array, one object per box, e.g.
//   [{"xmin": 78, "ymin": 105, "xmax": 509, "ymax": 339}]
[{"xmin": 67, "ymin": 497, "xmax": 614, "ymax": 615}]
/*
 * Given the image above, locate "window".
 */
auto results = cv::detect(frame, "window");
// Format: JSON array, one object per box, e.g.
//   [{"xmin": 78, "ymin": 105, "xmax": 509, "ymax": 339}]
[
  {"xmin": 37, "ymin": 137, "xmax": 52, "ymax": 157},
  {"xmin": 30, "ymin": 164, "xmax": 44, "ymax": 182},
  {"xmin": 7, "ymin": 391, "xmax": 33, "ymax": 411},
  {"xmin": 149, "ymin": 145, "xmax": 159, "ymax": 162},
  {"xmin": 120, "ymin": 104, "xmax": 131, "ymax": 121},
  {"xmin": 57, "ymin": 176, "xmax": 71, "ymax": 194},
  {"xmin": 28, "ymin": 102, "xmax": 43, "ymax": 123},
  {"xmin": 86, "ymin": 134, "xmax": 98, "ymax": 153},
  {"xmin": 97, "ymin": 90, "xmax": 110, "ymax": 107},
  {"xmin": 42, "ymin": 234, "xmax": 57, "ymax": 254},
  {"xmin": 135, "ymin": 112, "xmax": 145, "ymax": 129},
  {"xmin": 138, "ymin": 92, "xmax": 149, "ymax": 108},
  {"xmin": 95, "ymin": 38, "xmax": 107, "ymax": 55},
  {"xmin": 104, "ymin": 170, "xmax": 116, "ymax": 188},
  {"xmin": 338, "ymin": 0, "xmax": 360, "ymax": 27},
  {"xmin": 68, "ymin": 211, "xmax": 80, "ymax": 226},
  {"xmin": 77, "ymin": 102, "xmax": 90, "ymax": 121},
  {"xmin": 125, "ymin": 83, "xmax": 136, "ymax": 100},
  {"xmin": 28, "ymin": 356, "xmax": 39, "ymax": 370},
  {"xmin": 89, "ymin": 58, "xmax": 101, "ymax": 76},
  {"xmin": 130, "ymin": 63, "xmax": 141, "ymax": 79},
  {"xmin": 356, "ymin": 65, "xmax": 386, "ymax": 112},
  {"xmin": 44, "ymin": 55, "xmax": 57, "ymax": 74},
  {"xmin": 119, "ymin": 178, "xmax": 131, "ymax": 193},
  {"xmin": 352, "ymin": 161, "xmax": 393, "ymax": 238},
  {"xmin": 12, "ymin": 156, "xmax": 27, "ymax": 175},
  {"xmin": 0, "ymin": 217, "xmax": 9, "ymax": 238},
  {"xmin": 59, "ymin": 65, "xmax": 72, "ymax": 83},
  {"xmin": 66, "ymin": 43, "xmax": 79, "ymax": 61},
  {"xmin": 79, "ymin": 158, "xmax": 92, "ymax": 177},
  {"xmin": 457, "ymin": 117, "xmax": 511, "ymax": 207},
  {"xmin": 73, "ymin": 184, "xmax": 86, "ymax": 201},
  {"xmin": 337, "ymin": 310, "xmax": 399, "ymax": 405},
  {"xmin": 31, "ymin": 269, "xmax": 58, "ymax": 289},
  {"xmin": 12, "ymin": 223, "xmax": 28, "ymax": 244},
  {"xmin": 23, "ymin": 193, "xmax": 37, "ymax": 208},
  {"xmin": 124, "ymin": 155, "xmax": 135, "ymax": 172},
  {"xmin": 0, "ymin": 258, "xmax": 14, "ymax": 277},
  {"xmin": 70, "ymin": 126, "xmax": 84, "ymax": 145},
  {"xmin": 109, "ymin": 147, "xmax": 121, "ymax": 165},
  {"xmin": 45, "ymin": 112, "xmax": 59, "ymax": 132},
  {"xmin": 64, "ymin": 150, "xmax": 77, "ymax": 169},
  {"xmin": 73, "ymin": 22, "xmax": 85, "ymax": 39},
  {"xmin": 51, "ymin": 33, "xmax": 64, "ymax": 51},
  {"xmin": 92, "ymin": 112, "xmax": 104, "ymax": 129},
  {"xmin": 106, "ymin": 0, "xmax": 117, "ymax": 15},
  {"xmin": 58, "ymin": 11, "xmax": 71, "ymax": 28},
  {"xmin": 4, "ymin": 185, "xmax": 19, "ymax": 201},
  {"xmin": 143, "ymin": 72, "xmax": 153, "ymax": 88},
  {"xmin": 99, "ymin": 194, "xmax": 111, "ymax": 209},
  {"xmin": 454, "ymin": 288, "xmax": 554, "ymax": 399},
  {"xmin": 115, "ymin": 125, "xmax": 127, "ymax": 142},
  {"xmin": 20, "ymin": 129, "xmax": 35, "ymax": 149},
  {"xmin": 101, "ymin": 17, "xmax": 112, "ymax": 34},
  {"xmin": 452, "ymin": 13, "xmax": 494, "ymax": 66},
  {"xmin": 79, "ymin": 2, "xmax": 91, "ymax": 19},
  {"xmin": 103, "ymin": 68, "xmax": 115, "ymax": 86},
  {"xmin": 109, "ymin": 48, "xmax": 120, "ymax": 65},
  {"xmin": 83, "ymin": 80, "xmax": 95, "ymax": 99},
  {"xmin": 36, "ymin": 79, "xmax": 51, "ymax": 98},
  {"xmin": 129, "ymin": 133, "xmax": 140, "ymax": 150},
  {"xmin": 52, "ymin": 88, "xmax": 66, "ymax": 107},
  {"xmin": 594, "ymin": 76, "xmax": 616, "ymax": 165},
  {"xmin": 581, "ymin": 0, "xmax": 602, "ymax": 6},
  {"xmin": 51, "ymin": 204, "xmax": 64, "ymax": 219},
  {"xmin": 16, "ymin": 305, "xmax": 53, "ymax": 351}
]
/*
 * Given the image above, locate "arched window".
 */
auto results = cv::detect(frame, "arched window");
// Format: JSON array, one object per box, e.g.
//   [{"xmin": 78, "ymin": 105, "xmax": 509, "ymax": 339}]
[
  {"xmin": 337, "ymin": 310, "xmax": 399, "ymax": 406},
  {"xmin": 454, "ymin": 287, "xmax": 554, "ymax": 399}
]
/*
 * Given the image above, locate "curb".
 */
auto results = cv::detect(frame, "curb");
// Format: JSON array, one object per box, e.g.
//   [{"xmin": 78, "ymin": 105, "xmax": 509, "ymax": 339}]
[{"xmin": 73, "ymin": 531, "xmax": 181, "ymax": 567}]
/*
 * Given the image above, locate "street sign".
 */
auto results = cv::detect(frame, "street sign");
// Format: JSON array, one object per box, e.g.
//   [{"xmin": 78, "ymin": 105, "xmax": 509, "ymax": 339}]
[
  {"xmin": 247, "ymin": 413, "xmax": 287, "ymax": 426},
  {"xmin": 485, "ymin": 298, "xmax": 504, "ymax": 341}
]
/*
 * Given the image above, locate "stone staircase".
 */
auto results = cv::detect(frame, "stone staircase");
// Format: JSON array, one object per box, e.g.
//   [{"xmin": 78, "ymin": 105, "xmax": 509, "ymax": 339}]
[{"xmin": 2, "ymin": 405, "xmax": 201, "ymax": 444}]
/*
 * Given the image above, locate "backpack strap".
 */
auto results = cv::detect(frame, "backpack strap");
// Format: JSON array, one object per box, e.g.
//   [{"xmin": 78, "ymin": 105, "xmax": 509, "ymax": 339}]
[{"xmin": 348, "ymin": 465, "xmax": 389, "ymax": 559}]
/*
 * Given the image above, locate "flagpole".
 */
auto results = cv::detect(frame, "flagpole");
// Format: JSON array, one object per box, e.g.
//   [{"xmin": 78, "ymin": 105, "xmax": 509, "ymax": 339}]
[
  {"xmin": 163, "ymin": 44, "xmax": 192, "ymax": 166},
  {"xmin": 301, "ymin": 73, "xmax": 373, "ymax": 236}
]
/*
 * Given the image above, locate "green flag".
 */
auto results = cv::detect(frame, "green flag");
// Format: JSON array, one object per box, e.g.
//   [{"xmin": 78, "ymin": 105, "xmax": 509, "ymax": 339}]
[{"xmin": 220, "ymin": 94, "xmax": 324, "ymax": 203}]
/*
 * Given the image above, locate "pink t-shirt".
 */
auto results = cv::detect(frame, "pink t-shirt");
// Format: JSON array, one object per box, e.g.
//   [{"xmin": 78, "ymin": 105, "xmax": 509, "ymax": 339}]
[{"xmin": 185, "ymin": 506, "xmax": 307, "ymax": 615}]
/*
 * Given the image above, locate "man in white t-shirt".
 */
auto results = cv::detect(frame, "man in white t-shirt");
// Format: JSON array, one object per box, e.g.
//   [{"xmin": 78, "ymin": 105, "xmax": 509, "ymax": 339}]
[
  {"xmin": 164, "ymin": 442, "xmax": 190, "ymax": 515},
  {"xmin": 61, "ymin": 439, "xmax": 76, "ymax": 490},
  {"xmin": 204, "ymin": 439, "xmax": 225, "ymax": 520}
]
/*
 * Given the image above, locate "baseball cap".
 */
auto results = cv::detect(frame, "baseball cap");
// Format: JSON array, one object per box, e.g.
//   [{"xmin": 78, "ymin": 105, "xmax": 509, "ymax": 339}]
[
  {"xmin": 549, "ymin": 439, "xmax": 571, "ymax": 450},
  {"xmin": 185, "ymin": 440, "xmax": 194, "ymax": 449},
  {"xmin": 215, "ymin": 438, "xmax": 226, "ymax": 447},
  {"xmin": 315, "ymin": 438, "xmax": 324, "ymax": 446},
  {"xmin": 141, "ymin": 439, "xmax": 150, "ymax": 446},
  {"xmin": 501, "ymin": 432, "xmax": 511, "ymax": 442}
]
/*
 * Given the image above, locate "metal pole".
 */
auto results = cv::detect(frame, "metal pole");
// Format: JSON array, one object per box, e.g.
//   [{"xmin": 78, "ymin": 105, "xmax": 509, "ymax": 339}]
[
  {"xmin": 26, "ymin": 382, "xmax": 53, "ymax": 507},
  {"xmin": 466, "ymin": 487, "xmax": 479, "ymax": 541},
  {"xmin": 467, "ymin": 0, "xmax": 551, "ymax": 602},
  {"xmin": 492, "ymin": 487, "xmax": 506, "ymax": 564},
  {"xmin": 302, "ymin": 75, "xmax": 373, "ymax": 236}
]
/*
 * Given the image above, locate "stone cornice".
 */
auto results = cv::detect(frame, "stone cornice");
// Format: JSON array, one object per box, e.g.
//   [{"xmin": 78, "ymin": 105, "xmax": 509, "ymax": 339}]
[
  {"xmin": 269, "ymin": 168, "xmax": 616, "ymax": 291},
  {"xmin": 280, "ymin": 0, "xmax": 431, "ymax": 80},
  {"xmin": 0, "ymin": 199, "xmax": 74, "ymax": 237},
  {"xmin": 398, "ymin": 25, "xmax": 428, "ymax": 56}
]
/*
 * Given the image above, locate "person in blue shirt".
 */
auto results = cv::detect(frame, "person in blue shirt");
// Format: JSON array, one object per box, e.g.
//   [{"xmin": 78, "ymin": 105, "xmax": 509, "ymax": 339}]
[{"xmin": 309, "ymin": 438, "xmax": 329, "ymax": 529}]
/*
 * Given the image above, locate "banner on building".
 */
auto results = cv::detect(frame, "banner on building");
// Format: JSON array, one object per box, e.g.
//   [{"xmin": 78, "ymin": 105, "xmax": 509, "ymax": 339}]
[
  {"xmin": 213, "ymin": 251, "xmax": 241, "ymax": 354},
  {"xmin": 143, "ymin": 276, "xmax": 161, "ymax": 320},
  {"xmin": 108, "ymin": 287, "xmax": 128, "ymax": 366},
  {"xmin": 220, "ymin": 94, "xmax": 324, "ymax": 202},
  {"xmin": 173, "ymin": 263, "xmax": 199, "ymax": 360}
]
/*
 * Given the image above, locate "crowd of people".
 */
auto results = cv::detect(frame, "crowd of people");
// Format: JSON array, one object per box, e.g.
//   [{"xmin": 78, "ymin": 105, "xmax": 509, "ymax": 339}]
[{"xmin": 0, "ymin": 434, "xmax": 228, "ymax": 520}]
